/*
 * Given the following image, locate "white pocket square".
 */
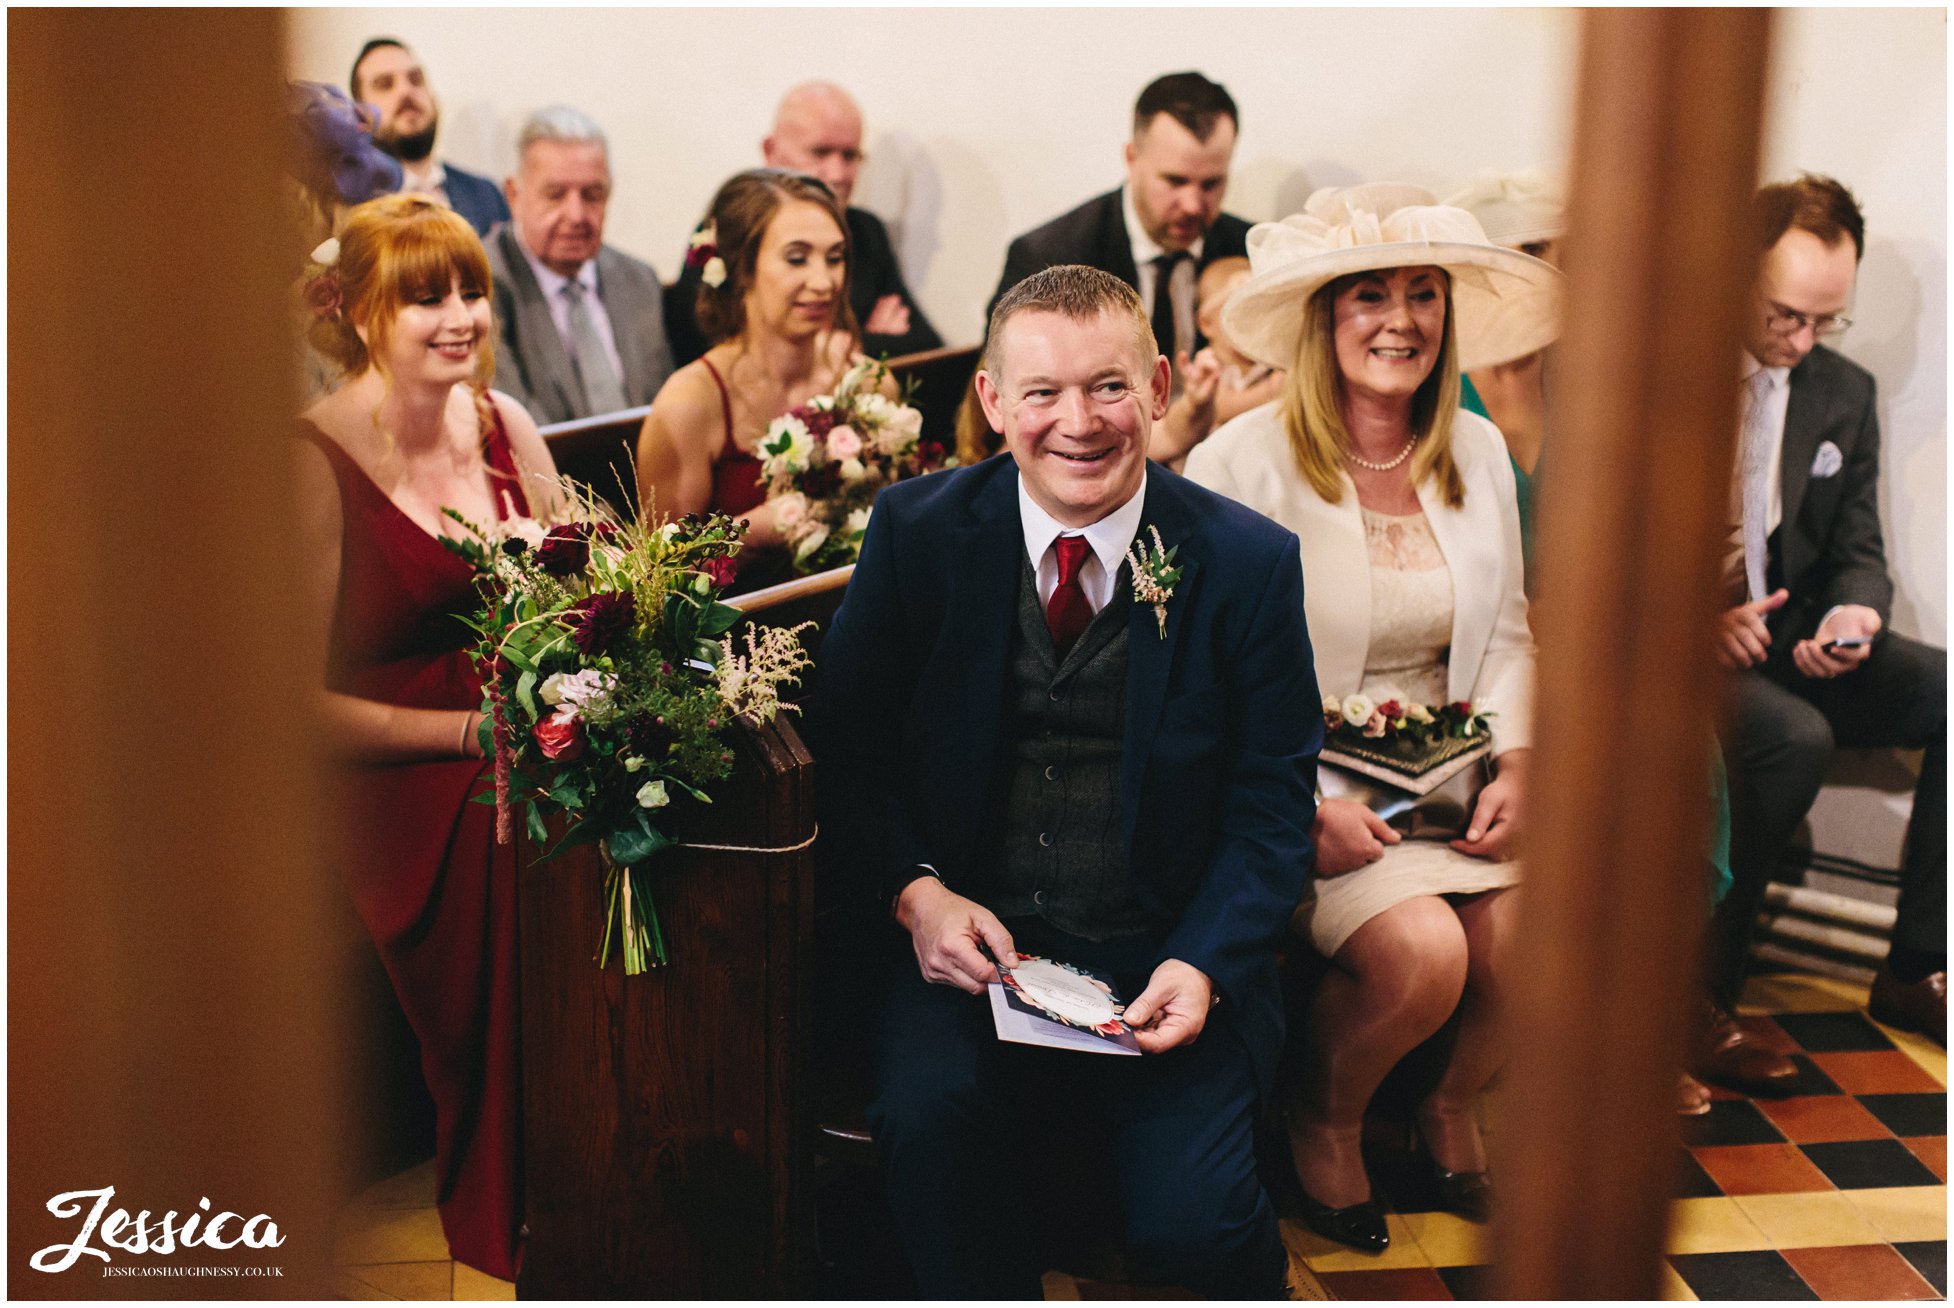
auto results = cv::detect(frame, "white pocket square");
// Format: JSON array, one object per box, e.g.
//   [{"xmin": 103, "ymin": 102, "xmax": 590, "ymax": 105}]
[{"xmin": 1811, "ymin": 441, "xmax": 1844, "ymax": 478}]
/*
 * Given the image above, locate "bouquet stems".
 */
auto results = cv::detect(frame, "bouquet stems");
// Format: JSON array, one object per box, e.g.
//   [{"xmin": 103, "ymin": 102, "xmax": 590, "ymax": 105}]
[{"xmin": 598, "ymin": 848, "xmax": 668, "ymax": 973}]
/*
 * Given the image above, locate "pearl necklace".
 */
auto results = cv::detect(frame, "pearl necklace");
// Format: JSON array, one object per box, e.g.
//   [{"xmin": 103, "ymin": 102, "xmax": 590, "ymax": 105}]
[{"xmin": 1344, "ymin": 434, "xmax": 1420, "ymax": 472}]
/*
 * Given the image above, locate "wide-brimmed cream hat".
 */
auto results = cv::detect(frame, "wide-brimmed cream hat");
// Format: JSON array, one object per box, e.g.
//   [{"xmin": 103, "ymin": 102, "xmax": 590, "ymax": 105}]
[
  {"xmin": 1445, "ymin": 169, "xmax": 1567, "ymax": 249},
  {"xmin": 1223, "ymin": 183, "xmax": 1564, "ymax": 373}
]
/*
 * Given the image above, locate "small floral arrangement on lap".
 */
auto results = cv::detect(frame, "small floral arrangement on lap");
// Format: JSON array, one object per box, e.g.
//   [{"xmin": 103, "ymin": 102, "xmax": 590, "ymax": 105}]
[
  {"xmin": 443, "ymin": 497, "xmax": 813, "ymax": 974},
  {"xmin": 757, "ymin": 358, "xmax": 948, "ymax": 572},
  {"xmin": 1320, "ymin": 691, "xmax": 1495, "ymax": 791}
]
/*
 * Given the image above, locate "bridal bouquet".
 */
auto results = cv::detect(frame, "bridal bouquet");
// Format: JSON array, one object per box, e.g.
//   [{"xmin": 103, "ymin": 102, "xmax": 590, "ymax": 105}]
[
  {"xmin": 443, "ymin": 499, "xmax": 813, "ymax": 973},
  {"xmin": 757, "ymin": 358, "xmax": 947, "ymax": 572}
]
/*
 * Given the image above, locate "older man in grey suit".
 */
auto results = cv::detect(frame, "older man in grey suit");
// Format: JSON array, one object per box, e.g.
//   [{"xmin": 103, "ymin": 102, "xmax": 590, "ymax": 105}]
[{"xmin": 485, "ymin": 106, "xmax": 674, "ymax": 425}]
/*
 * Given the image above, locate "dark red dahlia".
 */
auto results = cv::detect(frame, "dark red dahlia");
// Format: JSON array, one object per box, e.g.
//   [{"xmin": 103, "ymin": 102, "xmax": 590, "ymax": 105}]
[{"xmin": 567, "ymin": 591, "xmax": 635, "ymax": 654}]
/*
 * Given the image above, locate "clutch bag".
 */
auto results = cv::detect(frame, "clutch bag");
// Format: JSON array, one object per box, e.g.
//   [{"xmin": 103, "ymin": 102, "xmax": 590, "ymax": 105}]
[{"xmin": 1319, "ymin": 736, "xmax": 1493, "ymax": 842}]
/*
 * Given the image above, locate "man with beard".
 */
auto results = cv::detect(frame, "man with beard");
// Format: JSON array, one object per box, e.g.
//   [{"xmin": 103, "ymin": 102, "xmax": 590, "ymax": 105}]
[
  {"xmin": 349, "ymin": 37, "xmax": 509, "ymax": 237},
  {"xmin": 987, "ymin": 72, "xmax": 1250, "ymax": 373}
]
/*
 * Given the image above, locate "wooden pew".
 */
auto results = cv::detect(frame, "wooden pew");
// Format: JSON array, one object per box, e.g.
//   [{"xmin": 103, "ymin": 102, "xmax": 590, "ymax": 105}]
[
  {"xmin": 516, "ymin": 576, "xmax": 829, "ymax": 1296},
  {"xmin": 885, "ymin": 343, "xmax": 979, "ymax": 454},
  {"xmin": 539, "ymin": 404, "xmax": 650, "ymax": 519}
]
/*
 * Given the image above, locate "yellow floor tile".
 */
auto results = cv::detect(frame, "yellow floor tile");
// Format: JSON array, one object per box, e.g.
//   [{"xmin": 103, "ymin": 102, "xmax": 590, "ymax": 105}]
[
  {"xmin": 335, "ymin": 1205, "xmax": 451, "ymax": 1266},
  {"xmin": 1739, "ymin": 973, "xmax": 1864, "ymax": 1014},
  {"xmin": 1663, "ymin": 1196, "xmax": 1773, "ymax": 1255},
  {"xmin": 1733, "ymin": 1190, "xmax": 1883, "ymax": 1248},
  {"xmin": 1399, "ymin": 1210, "xmax": 1490, "ymax": 1267},
  {"xmin": 1039, "ymin": 1270, "xmax": 1081, "ymax": 1300},
  {"xmin": 1281, "ymin": 1213, "xmax": 1430, "ymax": 1271},
  {"xmin": 350, "ymin": 1158, "xmax": 440, "ymax": 1212},
  {"xmin": 345, "ymin": 1260, "xmax": 453, "ymax": 1300},
  {"xmin": 339, "ymin": 1272, "xmax": 398, "ymax": 1301},
  {"xmin": 451, "ymin": 1263, "xmax": 515, "ymax": 1301},
  {"xmin": 1658, "ymin": 1261, "xmax": 1699, "ymax": 1301},
  {"xmin": 1845, "ymin": 1185, "xmax": 1947, "ymax": 1243},
  {"xmin": 1872, "ymin": 1019, "xmax": 1949, "ymax": 1086}
]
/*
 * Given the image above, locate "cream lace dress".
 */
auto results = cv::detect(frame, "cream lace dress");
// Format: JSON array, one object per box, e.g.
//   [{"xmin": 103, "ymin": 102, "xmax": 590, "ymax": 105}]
[{"xmin": 1296, "ymin": 508, "xmax": 1521, "ymax": 956}]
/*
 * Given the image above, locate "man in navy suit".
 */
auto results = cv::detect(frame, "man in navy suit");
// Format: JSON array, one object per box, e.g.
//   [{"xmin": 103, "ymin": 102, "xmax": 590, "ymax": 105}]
[
  {"xmin": 1704, "ymin": 175, "xmax": 1945, "ymax": 1072},
  {"xmin": 349, "ymin": 38, "xmax": 509, "ymax": 237},
  {"xmin": 988, "ymin": 73, "xmax": 1251, "ymax": 369},
  {"xmin": 809, "ymin": 265, "xmax": 1320, "ymax": 1297}
]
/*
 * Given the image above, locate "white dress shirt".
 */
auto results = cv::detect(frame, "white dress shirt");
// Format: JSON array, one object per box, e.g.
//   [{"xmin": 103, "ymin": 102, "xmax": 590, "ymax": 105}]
[
  {"xmin": 1017, "ymin": 471, "xmax": 1149, "ymax": 613},
  {"xmin": 516, "ymin": 241, "xmax": 627, "ymax": 386},
  {"xmin": 398, "ymin": 157, "xmax": 452, "ymax": 213},
  {"xmin": 1121, "ymin": 185, "xmax": 1199, "ymax": 362}
]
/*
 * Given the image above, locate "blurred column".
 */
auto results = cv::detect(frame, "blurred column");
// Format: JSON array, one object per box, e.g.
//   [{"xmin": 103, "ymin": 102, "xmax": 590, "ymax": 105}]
[
  {"xmin": 10, "ymin": 9, "xmax": 346, "ymax": 1297},
  {"xmin": 1494, "ymin": 8, "xmax": 1772, "ymax": 1298}
]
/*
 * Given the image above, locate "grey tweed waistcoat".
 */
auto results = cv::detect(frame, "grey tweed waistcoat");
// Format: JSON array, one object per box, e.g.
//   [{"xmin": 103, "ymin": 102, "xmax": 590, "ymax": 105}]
[{"xmin": 980, "ymin": 556, "xmax": 1152, "ymax": 941}]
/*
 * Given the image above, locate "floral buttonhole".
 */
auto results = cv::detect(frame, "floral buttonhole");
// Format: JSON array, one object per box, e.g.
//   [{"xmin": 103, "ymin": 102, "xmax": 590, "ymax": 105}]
[{"xmin": 1126, "ymin": 524, "xmax": 1182, "ymax": 639}]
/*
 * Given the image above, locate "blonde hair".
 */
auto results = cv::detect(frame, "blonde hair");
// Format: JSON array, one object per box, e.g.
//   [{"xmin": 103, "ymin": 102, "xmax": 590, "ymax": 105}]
[
  {"xmin": 1279, "ymin": 272, "xmax": 1464, "ymax": 508},
  {"xmin": 309, "ymin": 194, "xmax": 497, "ymax": 434}
]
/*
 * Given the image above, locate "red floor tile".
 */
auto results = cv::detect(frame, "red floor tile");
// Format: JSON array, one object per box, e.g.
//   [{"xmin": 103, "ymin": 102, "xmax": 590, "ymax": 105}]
[
  {"xmin": 1691, "ymin": 1143, "xmax": 1836, "ymax": 1195},
  {"xmin": 1316, "ymin": 1267, "xmax": 1454, "ymax": 1300},
  {"xmin": 1756, "ymin": 1095, "xmax": 1894, "ymax": 1144},
  {"xmin": 1900, "ymin": 1135, "xmax": 1946, "ymax": 1182},
  {"xmin": 1808, "ymin": 1051, "xmax": 1946, "ymax": 1095},
  {"xmin": 1780, "ymin": 1242, "xmax": 1940, "ymax": 1300}
]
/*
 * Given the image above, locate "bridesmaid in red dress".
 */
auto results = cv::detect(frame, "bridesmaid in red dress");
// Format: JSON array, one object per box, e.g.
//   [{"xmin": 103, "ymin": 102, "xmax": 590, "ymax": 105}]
[
  {"xmin": 294, "ymin": 195, "xmax": 566, "ymax": 1280},
  {"xmin": 635, "ymin": 169, "xmax": 895, "ymax": 587}
]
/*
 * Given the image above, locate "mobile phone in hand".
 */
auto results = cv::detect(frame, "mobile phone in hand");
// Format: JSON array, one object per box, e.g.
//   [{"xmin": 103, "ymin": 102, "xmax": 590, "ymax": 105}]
[{"xmin": 1823, "ymin": 635, "xmax": 1872, "ymax": 653}]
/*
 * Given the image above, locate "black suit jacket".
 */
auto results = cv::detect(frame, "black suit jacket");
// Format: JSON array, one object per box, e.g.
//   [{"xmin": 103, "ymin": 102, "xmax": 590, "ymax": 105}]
[
  {"xmin": 805, "ymin": 456, "xmax": 1322, "ymax": 1093},
  {"xmin": 986, "ymin": 188, "xmax": 1253, "ymax": 323},
  {"xmin": 1766, "ymin": 344, "xmax": 1894, "ymax": 644},
  {"xmin": 663, "ymin": 206, "xmax": 942, "ymax": 366}
]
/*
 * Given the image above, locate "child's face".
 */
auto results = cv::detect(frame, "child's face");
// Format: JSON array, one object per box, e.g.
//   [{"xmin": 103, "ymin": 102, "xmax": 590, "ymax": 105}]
[{"xmin": 1196, "ymin": 268, "xmax": 1252, "ymax": 367}]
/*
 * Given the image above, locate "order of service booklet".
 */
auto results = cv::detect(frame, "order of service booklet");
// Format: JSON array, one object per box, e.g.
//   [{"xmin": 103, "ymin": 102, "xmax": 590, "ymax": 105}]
[{"xmin": 987, "ymin": 953, "xmax": 1141, "ymax": 1055}]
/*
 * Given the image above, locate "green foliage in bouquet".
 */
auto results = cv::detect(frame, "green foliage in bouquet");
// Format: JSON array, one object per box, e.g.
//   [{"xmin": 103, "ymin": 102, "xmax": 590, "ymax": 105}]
[{"xmin": 443, "ymin": 494, "xmax": 812, "ymax": 973}]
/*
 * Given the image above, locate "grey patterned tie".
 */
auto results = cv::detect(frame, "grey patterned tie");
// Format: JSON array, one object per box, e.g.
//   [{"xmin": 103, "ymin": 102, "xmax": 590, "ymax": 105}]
[
  {"xmin": 562, "ymin": 279, "xmax": 628, "ymax": 415},
  {"xmin": 1735, "ymin": 369, "xmax": 1775, "ymax": 602}
]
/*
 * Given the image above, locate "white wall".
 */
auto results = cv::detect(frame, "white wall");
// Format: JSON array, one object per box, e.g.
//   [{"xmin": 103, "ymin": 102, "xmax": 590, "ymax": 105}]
[{"xmin": 287, "ymin": 6, "xmax": 1944, "ymax": 642}]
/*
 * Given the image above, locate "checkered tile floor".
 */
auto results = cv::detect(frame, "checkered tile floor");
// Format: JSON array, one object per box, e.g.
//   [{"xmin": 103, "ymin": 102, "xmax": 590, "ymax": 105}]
[{"xmin": 1252, "ymin": 971, "xmax": 1945, "ymax": 1302}]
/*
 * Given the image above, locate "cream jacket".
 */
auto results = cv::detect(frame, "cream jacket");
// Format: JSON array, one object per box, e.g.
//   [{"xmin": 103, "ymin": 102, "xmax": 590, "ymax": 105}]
[{"xmin": 1184, "ymin": 404, "xmax": 1536, "ymax": 752}]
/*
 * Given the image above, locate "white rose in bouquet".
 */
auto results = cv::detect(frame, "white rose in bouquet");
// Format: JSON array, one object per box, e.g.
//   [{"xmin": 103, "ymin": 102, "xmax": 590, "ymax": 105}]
[
  {"xmin": 772, "ymin": 491, "xmax": 809, "ymax": 530},
  {"xmin": 827, "ymin": 425, "xmax": 864, "ymax": 460},
  {"xmin": 844, "ymin": 505, "xmax": 871, "ymax": 538},
  {"xmin": 838, "ymin": 456, "xmax": 868, "ymax": 482},
  {"xmin": 541, "ymin": 668, "xmax": 619, "ymax": 718},
  {"xmin": 1340, "ymin": 693, "xmax": 1376, "ymax": 729},
  {"xmin": 794, "ymin": 523, "xmax": 831, "ymax": 564},
  {"xmin": 855, "ymin": 392, "xmax": 895, "ymax": 426},
  {"xmin": 879, "ymin": 404, "xmax": 924, "ymax": 453}
]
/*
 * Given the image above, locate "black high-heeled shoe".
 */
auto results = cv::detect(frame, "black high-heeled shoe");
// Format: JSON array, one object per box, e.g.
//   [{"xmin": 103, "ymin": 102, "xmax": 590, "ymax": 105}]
[
  {"xmin": 1430, "ymin": 1163, "xmax": 1493, "ymax": 1224},
  {"xmin": 1296, "ymin": 1185, "xmax": 1390, "ymax": 1254},
  {"xmin": 1408, "ymin": 1118, "xmax": 1494, "ymax": 1223}
]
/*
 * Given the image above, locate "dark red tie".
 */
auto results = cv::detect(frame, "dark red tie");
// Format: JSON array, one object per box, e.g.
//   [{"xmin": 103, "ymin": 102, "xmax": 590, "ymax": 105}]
[{"xmin": 1045, "ymin": 535, "xmax": 1094, "ymax": 659}]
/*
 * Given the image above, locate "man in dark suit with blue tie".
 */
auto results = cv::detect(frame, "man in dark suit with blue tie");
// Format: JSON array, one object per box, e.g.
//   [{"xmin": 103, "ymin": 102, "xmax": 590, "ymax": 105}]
[
  {"xmin": 808, "ymin": 265, "xmax": 1320, "ymax": 1297},
  {"xmin": 348, "ymin": 38, "xmax": 509, "ymax": 237},
  {"xmin": 1704, "ymin": 175, "xmax": 1945, "ymax": 1074}
]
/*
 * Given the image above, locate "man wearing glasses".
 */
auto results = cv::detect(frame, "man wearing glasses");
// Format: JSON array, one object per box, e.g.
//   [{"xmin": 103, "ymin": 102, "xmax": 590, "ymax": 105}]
[{"xmin": 1700, "ymin": 175, "xmax": 1946, "ymax": 1082}]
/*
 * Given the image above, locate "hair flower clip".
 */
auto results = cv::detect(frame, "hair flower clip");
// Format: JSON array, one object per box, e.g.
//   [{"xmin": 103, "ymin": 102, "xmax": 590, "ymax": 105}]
[
  {"xmin": 310, "ymin": 237, "xmax": 341, "ymax": 267},
  {"xmin": 301, "ymin": 236, "xmax": 343, "ymax": 320},
  {"xmin": 1126, "ymin": 525, "xmax": 1182, "ymax": 639},
  {"xmin": 685, "ymin": 222, "xmax": 727, "ymax": 288}
]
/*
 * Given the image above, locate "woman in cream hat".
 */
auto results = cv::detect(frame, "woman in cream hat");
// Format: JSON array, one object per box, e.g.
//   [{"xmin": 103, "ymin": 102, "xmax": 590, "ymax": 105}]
[{"xmin": 1185, "ymin": 185, "xmax": 1559, "ymax": 1252}]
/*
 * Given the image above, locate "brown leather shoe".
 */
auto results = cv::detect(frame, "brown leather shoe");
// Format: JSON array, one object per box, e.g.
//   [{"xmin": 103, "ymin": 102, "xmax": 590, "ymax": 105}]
[
  {"xmin": 1869, "ymin": 964, "xmax": 1947, "ymax": 1045},
  {"xmin": 1695, "ymin": 1008, "xmax": 1799, "ymax": 1094}
]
